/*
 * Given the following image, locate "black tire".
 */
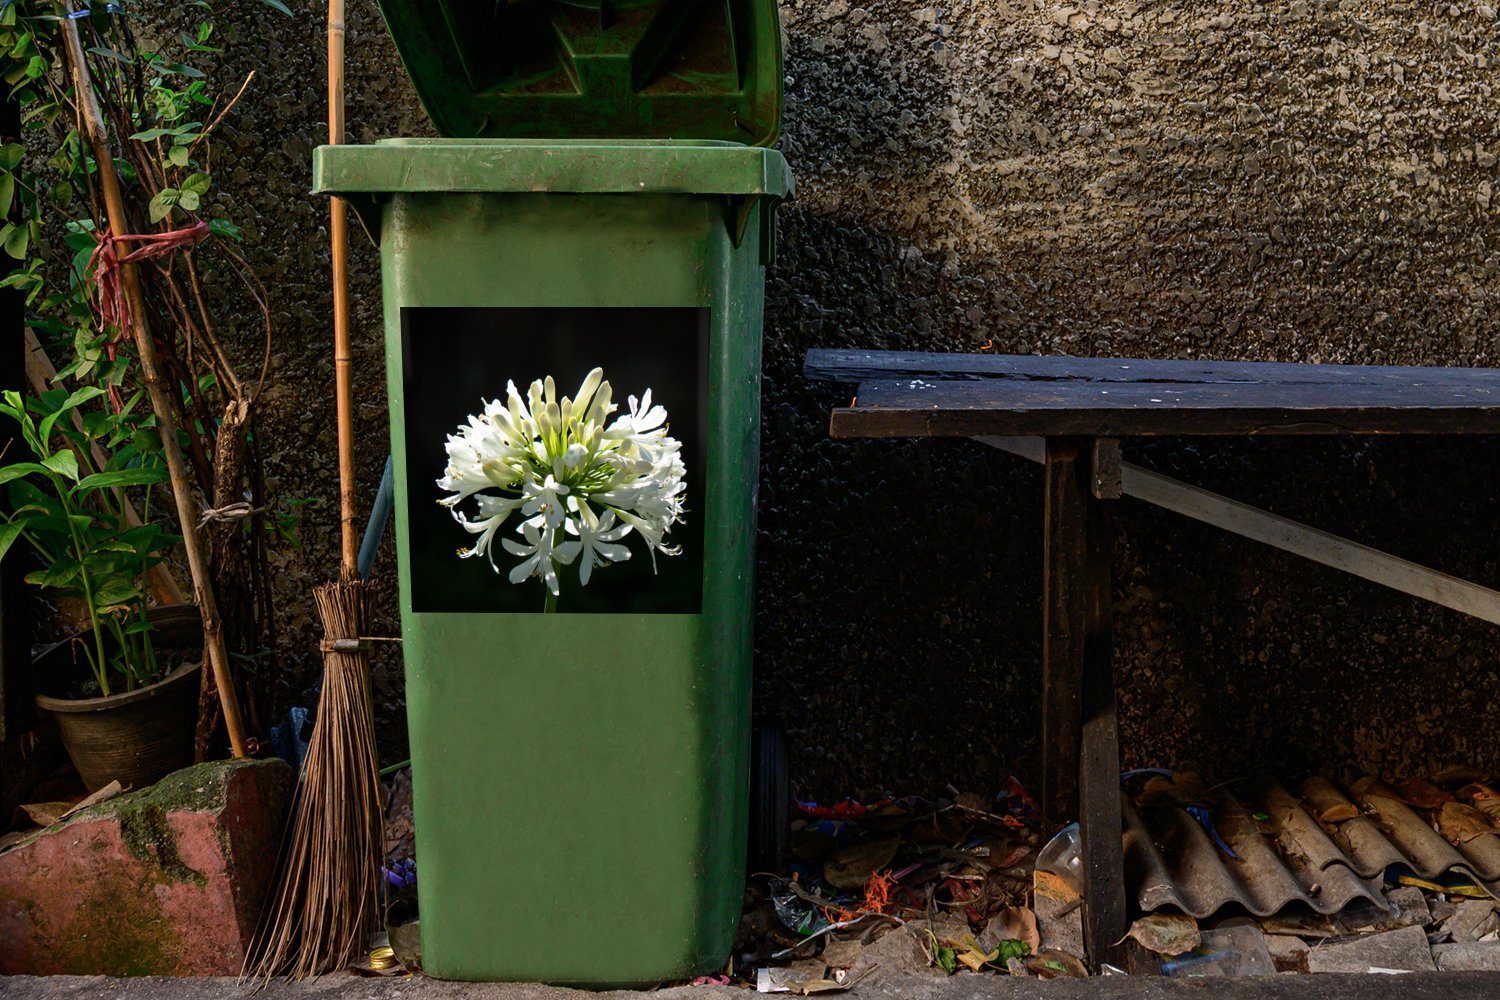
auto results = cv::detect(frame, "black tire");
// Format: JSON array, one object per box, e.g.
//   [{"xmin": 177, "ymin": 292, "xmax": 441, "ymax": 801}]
[{"xmin": 748, "ymin": 719, "xmax": 788, "ymax": 873}]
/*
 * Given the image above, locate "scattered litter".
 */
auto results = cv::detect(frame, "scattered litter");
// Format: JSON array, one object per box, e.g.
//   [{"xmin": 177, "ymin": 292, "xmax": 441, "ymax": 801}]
[
  {"xmin": 741, "ymin": 783, "xmax": 1056, "ymax": 985},
  {"xmin": 374, "ymin": 763, "xmax": 1500, "ymax": 984},
  {"xmin": 1161, "ymin": 925, "xmax": 1274, "ymax": 977}
]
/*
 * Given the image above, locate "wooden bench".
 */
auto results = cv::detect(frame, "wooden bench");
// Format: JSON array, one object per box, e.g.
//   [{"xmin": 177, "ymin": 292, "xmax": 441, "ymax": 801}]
[{"xmin": 804, "ymin": 348, "xmax": 1500, "ymax": 967}]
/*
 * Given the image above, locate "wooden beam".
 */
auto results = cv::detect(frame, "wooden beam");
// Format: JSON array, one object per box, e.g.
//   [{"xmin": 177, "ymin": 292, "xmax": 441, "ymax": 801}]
[
  {"xmin": 1041, "ymin": 438, "xmax": 1087, "ymax": 833},
  {"xmin": 975, "ymin": 436, "xmax": 1500, "ymax": 627}
]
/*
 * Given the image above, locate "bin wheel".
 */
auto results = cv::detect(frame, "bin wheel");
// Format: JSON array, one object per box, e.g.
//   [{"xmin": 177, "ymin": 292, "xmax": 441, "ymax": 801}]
[{"xmin": 749, "ymin": 720, "xmax": 788, "ymax": 873}]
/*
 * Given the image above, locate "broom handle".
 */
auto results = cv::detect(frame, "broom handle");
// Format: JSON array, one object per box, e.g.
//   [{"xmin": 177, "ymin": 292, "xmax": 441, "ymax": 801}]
[
  {"xmin": 61, "ymin": 10, "xmax": 248, "ymax": 758},
  {"xmin": 329, "ymin": 0, "xmax": 358, "ymax": 578}
]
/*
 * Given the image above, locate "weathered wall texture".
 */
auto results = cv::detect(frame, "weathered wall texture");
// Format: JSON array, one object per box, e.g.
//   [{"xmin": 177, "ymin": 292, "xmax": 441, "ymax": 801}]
[{"xmin": 195, "ymin": 1, "xmax": 1500, "ymax": 795}]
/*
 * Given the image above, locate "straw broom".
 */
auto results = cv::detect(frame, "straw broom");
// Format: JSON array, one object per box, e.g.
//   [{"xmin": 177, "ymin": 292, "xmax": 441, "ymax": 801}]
[{"xmin": 244, "ymin": 0, "xmax": 383, "ymax": 977}]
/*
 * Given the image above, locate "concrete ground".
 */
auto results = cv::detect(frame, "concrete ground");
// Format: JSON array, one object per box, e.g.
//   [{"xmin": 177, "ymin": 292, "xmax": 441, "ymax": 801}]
[{"xmin": 3, "ymin": 974, "xmax": 1500, "ymax": 999}]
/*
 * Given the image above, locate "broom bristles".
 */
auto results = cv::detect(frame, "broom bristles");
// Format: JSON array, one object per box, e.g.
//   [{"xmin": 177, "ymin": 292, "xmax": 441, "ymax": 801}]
[{"xmin": 244, "ymin": 578, "xmax": 383, "ymax": 980}]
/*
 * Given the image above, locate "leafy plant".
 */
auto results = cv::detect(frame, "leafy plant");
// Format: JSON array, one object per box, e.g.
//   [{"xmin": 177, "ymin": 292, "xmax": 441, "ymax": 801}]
[
  {"xmin": 0, "ymin": 1, "xmax": 292, "ymax": 743},
  {"xmin": 0, "ymin": 386, "xmax": 178, "ymax": 696}
]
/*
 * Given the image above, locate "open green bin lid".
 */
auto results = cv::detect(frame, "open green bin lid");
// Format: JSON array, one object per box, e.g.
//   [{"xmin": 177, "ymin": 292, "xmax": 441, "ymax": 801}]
[{"xmin": 373, "ymin": 0, "xmax": 784, "ymax": 145}]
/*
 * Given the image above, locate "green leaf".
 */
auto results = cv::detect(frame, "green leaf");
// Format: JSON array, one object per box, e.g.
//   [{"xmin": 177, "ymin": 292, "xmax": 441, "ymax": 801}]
[
  {"xmin": 177, "ymin": 189, "xmax": 200, "ymax": 212},
  {"xmin": 208, "ymin": 218, "xmax": 241, "ymax": 241},
  {"xmin": 42, "ymin": 450, "xmax": 80, "ymax": 482},
  {"xmin": 148, "ymin": 188, "xmax": 178, "ymax": 222},
  {"xmin": 74, "ymin": 467, "xmax": 168, "ymax": 493},
  {"xmin": 259, "ymin": 0, "xmax": 294, "ymax": 14},
  {"xmin": 994, "ymin": 939, "xmax": 1030, "ymax": 962},
  {"xmin": 38, "ymin": 385, "xmax": 105, "ymax": 443},
  {"xmin": 0, "ymin": 172, "xmax": 12, "ymax": 219},
  {"xmin": 166, "ymin": 144, "xmax": 190, "ymax": 168},
  {"xmin": 180, "ymin": 171, "xmax": 210, "ymax": 196},
  {"xmin": 0, "ymin": 141, "xmax": 21, "ymax": 170},
  {"xmin": 87, "ymin": 45, "xmax": 134, "ymax": 65},
  {"xmin": 26, "ymin": 557, "xmax": 80, "ymax": 589},
  {"xmin": 0, "ymin": 462, "xmax": 52, "ymax": 486},
  {"xmin": 91, "ymin": 578, "xmax": 142, "ymax": 609},
  {"xmin": 2, "ymin": 220, "xmax": 27, "ymax": 258},
  {"xmin": 0, "ymin": 519, "xmax": 25, "ymax": 562}
]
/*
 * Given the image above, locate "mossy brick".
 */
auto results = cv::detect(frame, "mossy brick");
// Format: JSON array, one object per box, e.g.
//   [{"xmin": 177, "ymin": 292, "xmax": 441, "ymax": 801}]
[{"xmin": 0, "ymin": 758, "xmax": 291, "ymax": 976}]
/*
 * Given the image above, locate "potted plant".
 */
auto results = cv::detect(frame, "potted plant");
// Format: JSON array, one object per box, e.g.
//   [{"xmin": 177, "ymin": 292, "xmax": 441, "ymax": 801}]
[{"xmin": 0, "ymin": 386, "xmax": 198, "ymax": 791}]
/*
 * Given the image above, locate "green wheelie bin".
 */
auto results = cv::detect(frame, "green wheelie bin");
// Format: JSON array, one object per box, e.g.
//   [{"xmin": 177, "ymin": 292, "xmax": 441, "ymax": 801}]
[{"xmin": 312, "ymin": 0, "xmax": 792, "ymax": 985}]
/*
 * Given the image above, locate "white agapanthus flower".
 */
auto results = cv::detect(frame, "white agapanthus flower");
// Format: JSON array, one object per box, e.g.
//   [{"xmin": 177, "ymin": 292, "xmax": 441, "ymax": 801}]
[{"xmin": 438, "ymin": 368, "xmax": 686, "ymax": 601}]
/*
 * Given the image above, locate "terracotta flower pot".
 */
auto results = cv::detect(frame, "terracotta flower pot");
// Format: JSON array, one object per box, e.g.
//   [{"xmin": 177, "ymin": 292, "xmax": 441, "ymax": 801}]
[{"xmin": 33, "ymin": 604, "xmax": 203, "ymax": 792}]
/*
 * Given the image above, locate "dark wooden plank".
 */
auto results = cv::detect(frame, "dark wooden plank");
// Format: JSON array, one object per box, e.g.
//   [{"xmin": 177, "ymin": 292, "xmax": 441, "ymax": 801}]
[
  {"xmin": 1079, "ymin": 492, "xmax": 1127, "ymax": 968},
  {"xmin": 806, "ymin": 348, "xmax": 1500, "ymax": 392},
  {"xmin": 1041, "ymin": 438, "xmax": 1086, "ymax": 833},
  {"xmin": 830, "ymin": 377, "xmax": 1500, "ymax": 438}
]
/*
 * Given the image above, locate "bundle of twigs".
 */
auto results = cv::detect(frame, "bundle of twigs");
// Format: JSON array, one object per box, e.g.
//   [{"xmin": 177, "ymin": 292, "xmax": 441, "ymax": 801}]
[
  {"xmin": 244, "ymin": 0, "xmax": 384, "ymax": 977},
  {"xmin": 246, "ymin": 581, "xmax": 382, "ymax": 977}
]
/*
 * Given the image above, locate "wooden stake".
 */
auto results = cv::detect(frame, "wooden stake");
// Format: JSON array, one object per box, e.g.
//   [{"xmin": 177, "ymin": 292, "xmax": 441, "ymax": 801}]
[
  {"xmin": 328, "ymin": 0, "xmax": 358, "ymax": 577},
  {"xmin": 61, "ymin": 10, "xmax": 247, "ymax": 758}
]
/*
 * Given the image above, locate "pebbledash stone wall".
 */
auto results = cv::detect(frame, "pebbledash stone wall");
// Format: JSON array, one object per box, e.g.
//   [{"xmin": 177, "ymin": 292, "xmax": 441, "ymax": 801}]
[{"xmin": 191, "ymin": 1, "xmax": 1500, "ymax": 795}]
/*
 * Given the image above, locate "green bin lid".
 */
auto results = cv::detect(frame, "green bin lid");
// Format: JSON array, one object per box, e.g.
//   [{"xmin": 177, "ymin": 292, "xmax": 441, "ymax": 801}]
[{"xmin": 373, "ymin": 0, "xmax": 784, "ymax": 146}]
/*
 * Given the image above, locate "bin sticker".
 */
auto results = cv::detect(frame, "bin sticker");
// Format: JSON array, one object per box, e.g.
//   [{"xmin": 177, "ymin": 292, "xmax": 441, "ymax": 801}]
[{"xmin": 401, "ymin": 306, "xmax": 708, "ymax": 614}]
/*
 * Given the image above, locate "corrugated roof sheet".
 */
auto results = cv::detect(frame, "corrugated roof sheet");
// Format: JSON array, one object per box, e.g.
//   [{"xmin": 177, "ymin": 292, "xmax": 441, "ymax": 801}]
[{"xmin": 1124, "ymin": 776, "xmax": 1500, "ymax": 920}]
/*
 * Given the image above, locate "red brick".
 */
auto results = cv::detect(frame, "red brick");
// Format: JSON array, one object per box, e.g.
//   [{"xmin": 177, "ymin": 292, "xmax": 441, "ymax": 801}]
[{"xmin": 0, "ymin": 758, "xmax": 291, "ymax": 975}]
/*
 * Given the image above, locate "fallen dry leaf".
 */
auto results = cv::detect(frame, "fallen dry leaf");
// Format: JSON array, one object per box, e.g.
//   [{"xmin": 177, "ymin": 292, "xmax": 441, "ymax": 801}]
[
  {"xmin": 824, "ymin": 837, "xmax": 899, "ymax": 890},
  {"xmin": 1026, "ymin": 949, "xmax": 1088, "ymax": 978},
  {"xmin": 60, "ymin": 780, "xmax": 124, "ymax": 820},
  {"xmin": 980, "ymin": 906, "xmax": 1040, "ymax": 956},
  {"xmin": 1302, "ymin": 777, "xmax": 1360, "ymax": 824},
  {"xmin": 1459, "ymin": 783, "xmax": 1500, "ymax": 824},
  {"xmin": 18, "ymin": 802, "xmax": 70, "ymax": 828},
  {"xmin": 1395, "ymin": 778, "xmax": 1454, "ymax": 811},
  {"xmin": 1123, "ymin": 913, "xmax": 1200, "ymax": 956},
  {"xmin": 1438, "ymin": 801, "xmax": 1495, "ymax": 845},
  {"xmin": 1433, "ymin": 765, "xmax": 1489, "ymax": 787},
  {"xmin": 1317, "ymin": 802, "xmax": 1359, "ymax": 823}
]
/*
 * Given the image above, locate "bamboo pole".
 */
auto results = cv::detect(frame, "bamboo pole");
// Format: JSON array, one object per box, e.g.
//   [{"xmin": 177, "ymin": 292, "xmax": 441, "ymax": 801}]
[
  {"xmin": 328, "ymin": 0, "xmax": 357, "ymax": 577},
  {"xmin": 23, "ymin": 328, "xmax": 187, "ymax": 607},
  {"xmin": 61, "ymin": 9, "xmax": 248, "ymax": 758}
]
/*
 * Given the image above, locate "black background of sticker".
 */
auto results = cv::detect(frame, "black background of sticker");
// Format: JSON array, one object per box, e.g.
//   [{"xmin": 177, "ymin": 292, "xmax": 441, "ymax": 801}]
[{"xmin": 401, "ymin": 306, "xmax": 708, "ymax": 614}]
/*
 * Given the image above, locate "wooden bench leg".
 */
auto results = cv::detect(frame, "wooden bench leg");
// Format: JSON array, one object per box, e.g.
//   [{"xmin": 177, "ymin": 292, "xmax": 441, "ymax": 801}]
[
  {"xmin": 1041, "ymin": 438, "xmax": 1085, "ymax": 833},
  {"xmin": 1043, "ymin": 436, "xmax": 1127, "ymax": 968},
  {"xmin": 1080, "ymin": 492, "xmax": 1127, "ymax": 966}
]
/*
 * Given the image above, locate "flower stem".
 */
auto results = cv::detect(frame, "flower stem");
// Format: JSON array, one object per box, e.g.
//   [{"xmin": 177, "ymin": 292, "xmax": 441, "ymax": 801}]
[{"xmin": 543, "ymin": 590, "xmax": 557, "ymax": 614}]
